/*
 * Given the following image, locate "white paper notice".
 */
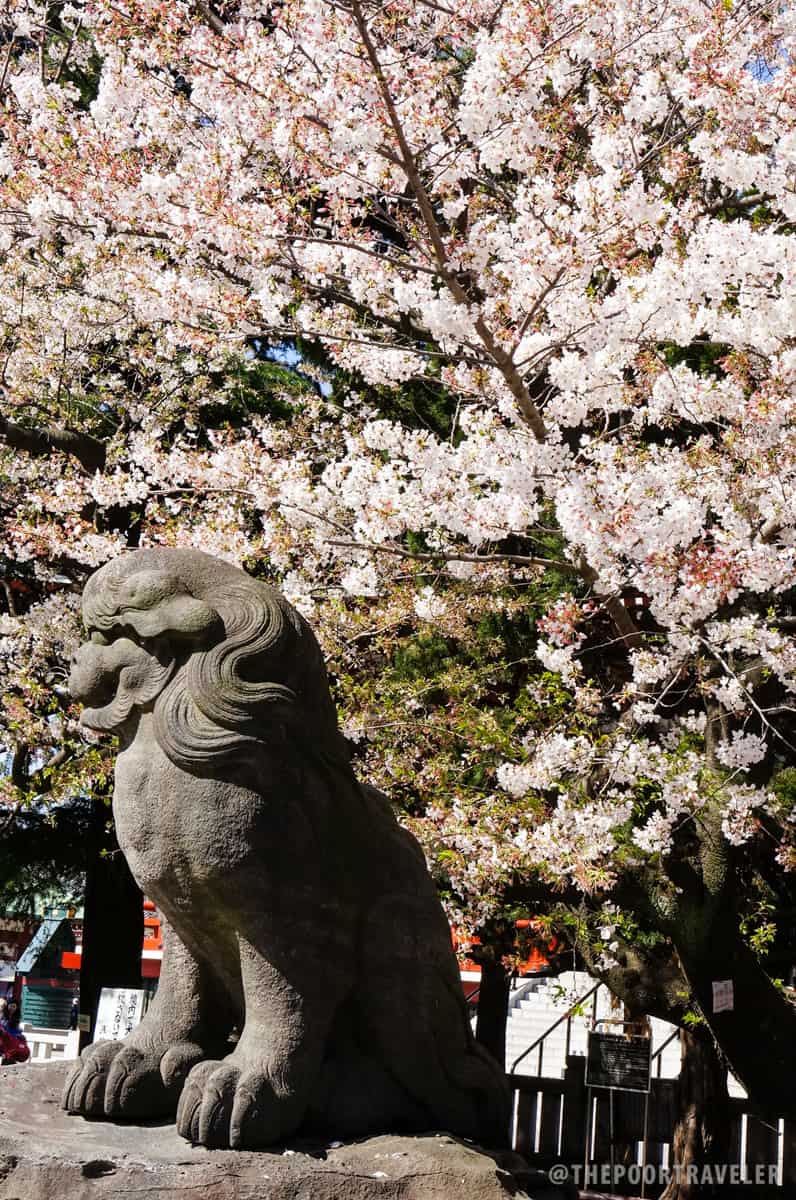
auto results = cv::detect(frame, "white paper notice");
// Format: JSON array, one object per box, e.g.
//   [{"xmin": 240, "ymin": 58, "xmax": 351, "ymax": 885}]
[
  {"xmin": 94, "ymin": 987, "xmax": 146, "ymax": 1041},
  {"xmin": 712, "ymin": 980, "xmax": 734, "ymax": 1013}
]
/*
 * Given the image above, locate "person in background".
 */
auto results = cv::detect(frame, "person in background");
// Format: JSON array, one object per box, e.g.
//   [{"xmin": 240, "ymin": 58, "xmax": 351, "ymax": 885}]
[
  {"xmin": 1, "ymin": 999, "xmax": 20, "ymax": 1029},
  {"xmin": 0, "ymin": 999, "xmax": 30, "ymax": 1065}
]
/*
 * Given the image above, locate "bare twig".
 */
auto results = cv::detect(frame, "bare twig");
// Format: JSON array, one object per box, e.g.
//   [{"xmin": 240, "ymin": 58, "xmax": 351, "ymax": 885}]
[{"xmin": 54, "ymin": 18, "xmax": 83, "ymax": 85}]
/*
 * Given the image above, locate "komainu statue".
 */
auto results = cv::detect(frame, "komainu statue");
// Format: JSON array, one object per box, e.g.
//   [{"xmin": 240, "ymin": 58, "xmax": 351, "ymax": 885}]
[{"xmin": 63, "ymin": 549, "xmax": 509, "ymax": 1149}]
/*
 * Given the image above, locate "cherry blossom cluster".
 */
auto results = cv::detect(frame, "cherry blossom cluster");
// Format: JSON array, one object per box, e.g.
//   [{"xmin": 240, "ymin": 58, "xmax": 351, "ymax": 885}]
[{"xmin": 0, "ymin": 0, "xmax": 795, "ymax": 925}]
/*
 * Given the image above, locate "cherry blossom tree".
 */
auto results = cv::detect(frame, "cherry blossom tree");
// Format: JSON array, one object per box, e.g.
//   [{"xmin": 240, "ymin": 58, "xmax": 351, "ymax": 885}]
[{"xmin": 1, "ymin": 0, "xmax": 796, "ymax": 1140}]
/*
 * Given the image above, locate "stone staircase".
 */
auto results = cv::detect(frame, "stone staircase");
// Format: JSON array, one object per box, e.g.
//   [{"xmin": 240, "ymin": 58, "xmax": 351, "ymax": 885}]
[{"xmin": 505, "ymin": 971, "xmax": 615, "ymax": 1077}]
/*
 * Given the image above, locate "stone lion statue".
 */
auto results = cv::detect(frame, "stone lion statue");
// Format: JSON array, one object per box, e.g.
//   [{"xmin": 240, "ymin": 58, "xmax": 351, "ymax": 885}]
[{"xmin": 63, "ymin": 548, "xmax": 509, "ymax": 1149}]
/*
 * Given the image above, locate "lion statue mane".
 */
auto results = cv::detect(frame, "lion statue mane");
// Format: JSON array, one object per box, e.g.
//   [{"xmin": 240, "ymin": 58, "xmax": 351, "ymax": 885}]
[{"xmin": 62, "ymin": 548, "xmax": 509, "ymax": 1150}]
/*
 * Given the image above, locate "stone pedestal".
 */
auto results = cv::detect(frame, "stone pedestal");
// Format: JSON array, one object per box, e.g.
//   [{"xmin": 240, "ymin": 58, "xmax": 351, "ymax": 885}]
[{"xmin": 0, "ymin": 1062, "xmax": 572, "ymax": 1200}]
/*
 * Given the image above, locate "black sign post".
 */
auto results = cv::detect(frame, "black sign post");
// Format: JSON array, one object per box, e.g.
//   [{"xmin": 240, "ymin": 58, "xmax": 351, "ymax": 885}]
[
  {"xmin": 584, "ymin": 1022, "xmax": 653, "ymax": 1195},
  {"xmin": 586, "ymin": 1029, "xmax": 652, "ymax": 1093}
]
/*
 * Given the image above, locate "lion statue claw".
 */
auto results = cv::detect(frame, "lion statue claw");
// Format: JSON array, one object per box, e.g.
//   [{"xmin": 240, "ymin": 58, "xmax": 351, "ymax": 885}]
[{"xmin": 62, "ymin": 549, "xmax": 509, "ymax": 1149}]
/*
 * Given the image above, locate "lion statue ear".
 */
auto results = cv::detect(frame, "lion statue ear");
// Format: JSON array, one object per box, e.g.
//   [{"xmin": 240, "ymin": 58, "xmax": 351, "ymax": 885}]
[{"xmin": 82, "ymin": 638, "xmax": 176, "ymax": 731}]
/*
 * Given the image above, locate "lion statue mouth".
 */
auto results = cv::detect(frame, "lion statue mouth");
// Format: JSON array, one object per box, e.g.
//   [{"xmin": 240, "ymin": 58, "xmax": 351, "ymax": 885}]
[{"xmin": 69, "ymin": 636, "xmax": 176, "ymax": 731}]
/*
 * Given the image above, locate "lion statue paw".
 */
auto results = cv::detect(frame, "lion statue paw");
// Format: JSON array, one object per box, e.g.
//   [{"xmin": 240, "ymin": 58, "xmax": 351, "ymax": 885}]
[
  {"xmin": 63, "ymin": 1036, "xmax": 207, "ymax": 1119},
  {"xmin": 176, "ymin": 1054, "xmax": 300, "ymax": 1150}
]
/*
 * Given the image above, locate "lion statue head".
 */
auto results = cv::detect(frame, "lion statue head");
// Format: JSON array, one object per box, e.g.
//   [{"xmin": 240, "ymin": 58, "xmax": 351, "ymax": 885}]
[{"xmin": 69, "ymin": 548, "xmax": 349, "ymax": 775}]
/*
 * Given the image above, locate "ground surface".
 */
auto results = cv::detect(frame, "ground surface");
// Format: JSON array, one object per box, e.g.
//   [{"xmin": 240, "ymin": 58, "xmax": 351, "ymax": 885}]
[{"xmin": 0, "ymin": 1060, "xmax": 574, "ymax": 1199}]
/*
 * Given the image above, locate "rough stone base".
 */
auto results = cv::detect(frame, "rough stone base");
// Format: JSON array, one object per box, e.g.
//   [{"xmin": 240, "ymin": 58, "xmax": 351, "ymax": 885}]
[{"xmin": 0, "ymin": 1062, "xmax": 572, "ymax": 1200}]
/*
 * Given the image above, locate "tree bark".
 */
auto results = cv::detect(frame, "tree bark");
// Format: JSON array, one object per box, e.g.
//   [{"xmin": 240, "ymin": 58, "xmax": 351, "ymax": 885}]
[
  {"xmin": 474, "ymin": 957, "xmax": 512, "ymax": 1067},
  {"xmin": 77, "ymin": 798, "xmax": 143, "ymax": 1050},
  {"xmin": 661, "ymin": 1025, "xmax": 730, "ymax": 1200}
]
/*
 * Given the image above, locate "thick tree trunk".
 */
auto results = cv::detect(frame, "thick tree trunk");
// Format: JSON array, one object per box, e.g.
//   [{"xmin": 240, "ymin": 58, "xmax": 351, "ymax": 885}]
[
  {"xmin": 661, "ymin": 1026, "xmax": 730, "ymax": 1200},
  {"xmin": 671, "ymin": 878, "xmax": 796, "ymax": 1117},
  {"xmin": 474, "ymin": 957, "xmax": 512, "ymax": 1067},
  {"xmin": 77, "ymin": 799, "xmax": 142, "ymax": 1050},
  {"xmin": 675, "ymin": 934, "xmax": 796, "ymax": 1116},
  {"xmin": 637, "ymin": 786, "xmax": 796, "ymax": 1119}
]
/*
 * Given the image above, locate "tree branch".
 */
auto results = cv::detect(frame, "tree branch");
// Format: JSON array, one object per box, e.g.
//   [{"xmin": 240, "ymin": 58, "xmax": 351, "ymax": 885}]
[
  {"xmin": 326, "ymin": 536, "xmax": 581, "ymax": 575},
  {"xmin": 193, "ymin": 1, "xmax": 227, "ymax": 38},
  {"xmin": 349, "ymin": 0, "xmax": 548, "ymax": 442},
  {"xmin": 0, "ymin": 411, "xmax": 106, "ymax": 473},
  {"xmin": 578, "ymin": 559, "xmax": 644, "ymax": 648},
  {"xmin": 10, "ymin": 745, "xmax": 30, "ymax": 790},
  {"xmin": 0, "ymin": 578, "xmax": 17, "ymax": 617}
]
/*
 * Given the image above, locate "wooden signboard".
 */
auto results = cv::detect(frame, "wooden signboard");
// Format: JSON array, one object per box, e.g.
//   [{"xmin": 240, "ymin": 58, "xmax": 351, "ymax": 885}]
[{"xmin": 586, "ymin": 1030, "xmax": 651, "ymax": 1093}]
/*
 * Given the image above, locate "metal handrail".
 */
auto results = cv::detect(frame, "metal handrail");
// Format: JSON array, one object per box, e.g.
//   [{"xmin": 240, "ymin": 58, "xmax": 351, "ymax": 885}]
[
  {"xmin": 650, "ymin": 1027, "xmax": 679, "ymax": 1076},
  {"xmin": 509, "ymin": 981, "xmax": 603, "ymax": 1075}
]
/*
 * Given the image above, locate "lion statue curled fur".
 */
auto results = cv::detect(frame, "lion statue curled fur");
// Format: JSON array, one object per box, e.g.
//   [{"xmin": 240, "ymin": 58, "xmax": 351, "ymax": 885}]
[{"xmin": 63, "ymin": 548, "xmax": 509, "ymax": 1149}]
